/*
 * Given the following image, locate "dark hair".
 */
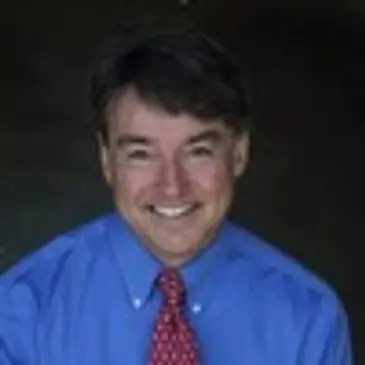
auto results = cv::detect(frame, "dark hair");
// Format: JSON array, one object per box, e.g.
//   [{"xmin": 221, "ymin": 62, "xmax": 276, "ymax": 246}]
[{"xmin": 89, "ymin": 26, "xmax": 249, "ymax": 142}]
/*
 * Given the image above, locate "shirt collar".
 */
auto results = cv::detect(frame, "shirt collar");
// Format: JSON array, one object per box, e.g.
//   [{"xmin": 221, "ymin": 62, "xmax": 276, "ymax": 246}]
[
  {"xmin": 108, "ymin": 213, "xmax": 162, "ymax": 309},
  {"xmin": 107, "ymin": 212, "xmax": 234, "ymax": 309},
  {"xmin": 181, "ymin": 220, "xmax": 233, "ymax": 296}
]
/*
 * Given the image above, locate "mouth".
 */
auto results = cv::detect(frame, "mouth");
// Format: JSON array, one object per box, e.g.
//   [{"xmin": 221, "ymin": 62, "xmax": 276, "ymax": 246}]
[{"xmin": 147, "ymin": 203, "xmax": 200, "ymax": 219}]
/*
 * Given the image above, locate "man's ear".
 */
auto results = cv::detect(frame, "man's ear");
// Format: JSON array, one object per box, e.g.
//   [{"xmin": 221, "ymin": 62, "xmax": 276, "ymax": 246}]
[
  {"xmin": 233, "ymin": 132, "xmax": 250, "ymax": 178},
  {"xmin": 97, "ymin": 133, "xmax": 112, "ymax": 186}
]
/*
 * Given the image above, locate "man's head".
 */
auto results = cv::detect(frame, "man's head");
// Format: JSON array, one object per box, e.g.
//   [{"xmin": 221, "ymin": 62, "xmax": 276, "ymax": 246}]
[{"xmin": 89, "ymin": 26, "xmax": 250, "ymax": 266}]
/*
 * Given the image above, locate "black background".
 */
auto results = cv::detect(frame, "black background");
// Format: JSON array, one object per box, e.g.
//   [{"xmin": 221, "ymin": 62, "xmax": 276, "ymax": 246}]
[{"xmin": 0, "ymin": 0, "xmax": 364, "ymax": 362}]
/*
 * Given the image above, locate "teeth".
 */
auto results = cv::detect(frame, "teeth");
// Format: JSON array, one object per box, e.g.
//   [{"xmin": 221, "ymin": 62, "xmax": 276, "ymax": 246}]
[{"xmin": 153, "ymin": 204, "xmax": 193, "ymax": 218}]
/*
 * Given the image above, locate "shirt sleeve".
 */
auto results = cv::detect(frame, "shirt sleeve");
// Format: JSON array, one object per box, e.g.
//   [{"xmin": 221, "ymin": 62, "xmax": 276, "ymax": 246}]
[
  {"xmin": 299, "ymin": 292, "xmax": 353, "ymax": 365},
  {"xmin": 0, "ymin": 277, "xmax": 37, "ymax": 365}
]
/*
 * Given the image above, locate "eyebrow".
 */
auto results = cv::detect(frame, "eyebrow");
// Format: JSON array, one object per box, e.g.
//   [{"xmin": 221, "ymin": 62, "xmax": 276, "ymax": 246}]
[
  {"xmin": 116, "ymin": 135, "xmax": 153, "ymax": 148},
  {"xmin": 115, "ymin": 129, "xmax": 223, "ymax": 149},
  {"xmin": 185, "ymin": 130, "xmax": 223, "ymax": 145}
]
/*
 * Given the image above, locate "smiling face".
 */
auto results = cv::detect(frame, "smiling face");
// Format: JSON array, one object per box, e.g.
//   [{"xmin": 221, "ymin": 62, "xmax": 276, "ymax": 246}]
[{"xmin": 100, "ymin": 90, "xmax": 249, "ymax": 266}]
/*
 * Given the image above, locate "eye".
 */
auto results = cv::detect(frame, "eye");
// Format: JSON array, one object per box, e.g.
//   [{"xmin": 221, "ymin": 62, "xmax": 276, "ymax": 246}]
[
  {"xmin": 125, "ymin": 149, "xmax": 152, "ymax": 160},
  {"xmin": 190, "ymin": 146, "xmax": 214, "ymax": 157}
]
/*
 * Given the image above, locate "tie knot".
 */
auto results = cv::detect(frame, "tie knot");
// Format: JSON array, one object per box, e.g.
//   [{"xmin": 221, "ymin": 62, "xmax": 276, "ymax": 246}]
[{"xmin": 156, "ymin": 267, "xmax": 186, "ymax": 306}]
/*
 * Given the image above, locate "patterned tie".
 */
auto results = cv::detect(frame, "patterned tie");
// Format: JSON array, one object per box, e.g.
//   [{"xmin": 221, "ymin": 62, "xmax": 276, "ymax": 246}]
[{"xmin": 149, "ymin": 267, "xmax": 200, "ymax": 365}]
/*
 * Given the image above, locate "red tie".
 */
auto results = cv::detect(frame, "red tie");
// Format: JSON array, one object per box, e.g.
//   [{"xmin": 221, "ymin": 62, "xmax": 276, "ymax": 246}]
[{"xmin": 149, "ymin": 267, "xmax": 200, "ymax": 365}]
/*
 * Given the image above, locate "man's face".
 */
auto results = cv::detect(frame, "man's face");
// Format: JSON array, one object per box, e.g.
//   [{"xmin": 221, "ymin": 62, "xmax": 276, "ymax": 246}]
[{"xmin": 100, "ymin": 90, "xmax": 249, "ymax": 266}]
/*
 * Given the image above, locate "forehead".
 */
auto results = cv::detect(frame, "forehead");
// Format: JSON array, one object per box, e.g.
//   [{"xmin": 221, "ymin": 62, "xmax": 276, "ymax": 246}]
[{"xmin": 108, "ymin": 90, "xmax": 231, "ymax": 144}]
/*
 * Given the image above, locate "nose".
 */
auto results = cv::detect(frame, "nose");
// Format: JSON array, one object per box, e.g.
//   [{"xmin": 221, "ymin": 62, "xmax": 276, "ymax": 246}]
[{"xmin": 157, "ymin": 157, "xmax": 188, "ymax": 198}]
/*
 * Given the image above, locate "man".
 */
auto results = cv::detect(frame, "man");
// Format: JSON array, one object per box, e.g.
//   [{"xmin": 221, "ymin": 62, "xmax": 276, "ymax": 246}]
[{"xmin": 0, "ymin": 26, "xmax": 352, "ymax": 364}]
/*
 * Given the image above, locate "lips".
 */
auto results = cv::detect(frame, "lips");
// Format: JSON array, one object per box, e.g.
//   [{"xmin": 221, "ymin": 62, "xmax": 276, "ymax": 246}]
[{"xmin": 148, "ymin": 203, "xmax": 199, "ymax": 218}]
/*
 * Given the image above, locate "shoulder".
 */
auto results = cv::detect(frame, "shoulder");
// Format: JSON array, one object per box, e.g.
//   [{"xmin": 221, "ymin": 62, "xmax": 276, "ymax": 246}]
[
  {"xmin": 0, "ymin": 213, "xmax": 116, "ymax": 303},
  {"xmin": 224, "ymin": 221, "xmax": 346, "ymax": 317},
  {"xmin": 0, "ymin": 213, "xmax": 124, "ymax": 362},
  {"xmin": 220, "ymin": 222, "xmax": 352, "ymax": 360}
]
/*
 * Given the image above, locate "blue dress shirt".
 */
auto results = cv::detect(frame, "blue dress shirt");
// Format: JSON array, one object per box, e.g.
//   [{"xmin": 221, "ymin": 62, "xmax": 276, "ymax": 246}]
[{"xmin": 0, "ymin": 213, "xmax": 352, "ymax": 364}]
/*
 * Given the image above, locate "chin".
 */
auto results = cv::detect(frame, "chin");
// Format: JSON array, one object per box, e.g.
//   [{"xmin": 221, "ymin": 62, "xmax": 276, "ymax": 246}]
[
  {"xmin": 153, "ymin": 243, "xmax": 202, "ymax": 265},
  {"xmin": 155, "ymin": 229, "xmax": 210, "ymax": 251}
]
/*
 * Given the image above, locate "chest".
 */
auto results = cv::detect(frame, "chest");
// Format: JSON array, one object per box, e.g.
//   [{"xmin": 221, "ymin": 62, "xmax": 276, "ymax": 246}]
[{"xmin": 34, "ymin": 289, "xmax": 300, "ymax": 365}]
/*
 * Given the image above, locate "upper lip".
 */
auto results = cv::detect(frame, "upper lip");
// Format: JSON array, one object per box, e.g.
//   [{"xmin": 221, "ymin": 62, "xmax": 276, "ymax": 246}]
[
  {"xmin": 148, "ymin": 203, "xmax": 198, "ymax": 209},
  {"xmin": 147, "ymin": 203, "xmax": 200, "ymax": 214}
]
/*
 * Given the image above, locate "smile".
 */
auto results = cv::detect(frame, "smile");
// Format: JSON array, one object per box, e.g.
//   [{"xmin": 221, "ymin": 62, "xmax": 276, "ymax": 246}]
[{"xmin": 149, "ymin": 204, "xmax": 198, "ymax": 218}]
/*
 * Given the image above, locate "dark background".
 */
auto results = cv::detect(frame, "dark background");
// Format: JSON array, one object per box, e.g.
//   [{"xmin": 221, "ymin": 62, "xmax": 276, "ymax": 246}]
[{"xmin": 0, "ymin": 0, "xmax": 364, "ymax": 362}]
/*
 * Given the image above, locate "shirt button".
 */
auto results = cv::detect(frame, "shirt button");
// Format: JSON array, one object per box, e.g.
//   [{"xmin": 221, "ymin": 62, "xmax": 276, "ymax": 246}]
[
  {"xmin": 192, "ymin": 303, "xmax": 202, "ymax": 314},
  {"xmin": 133, "ymin": 298, "xmax": 142, "ymax": 309}
]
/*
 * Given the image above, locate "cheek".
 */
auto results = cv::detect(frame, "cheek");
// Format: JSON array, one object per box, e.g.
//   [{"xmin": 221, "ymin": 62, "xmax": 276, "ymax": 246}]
[
  {"xmin": 188, "ymin": 162, "xmax": 232, "ymax": 194},
  {"xmin": 114, "ymin": 168, "xmax": 157, "ymax": 199}
]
